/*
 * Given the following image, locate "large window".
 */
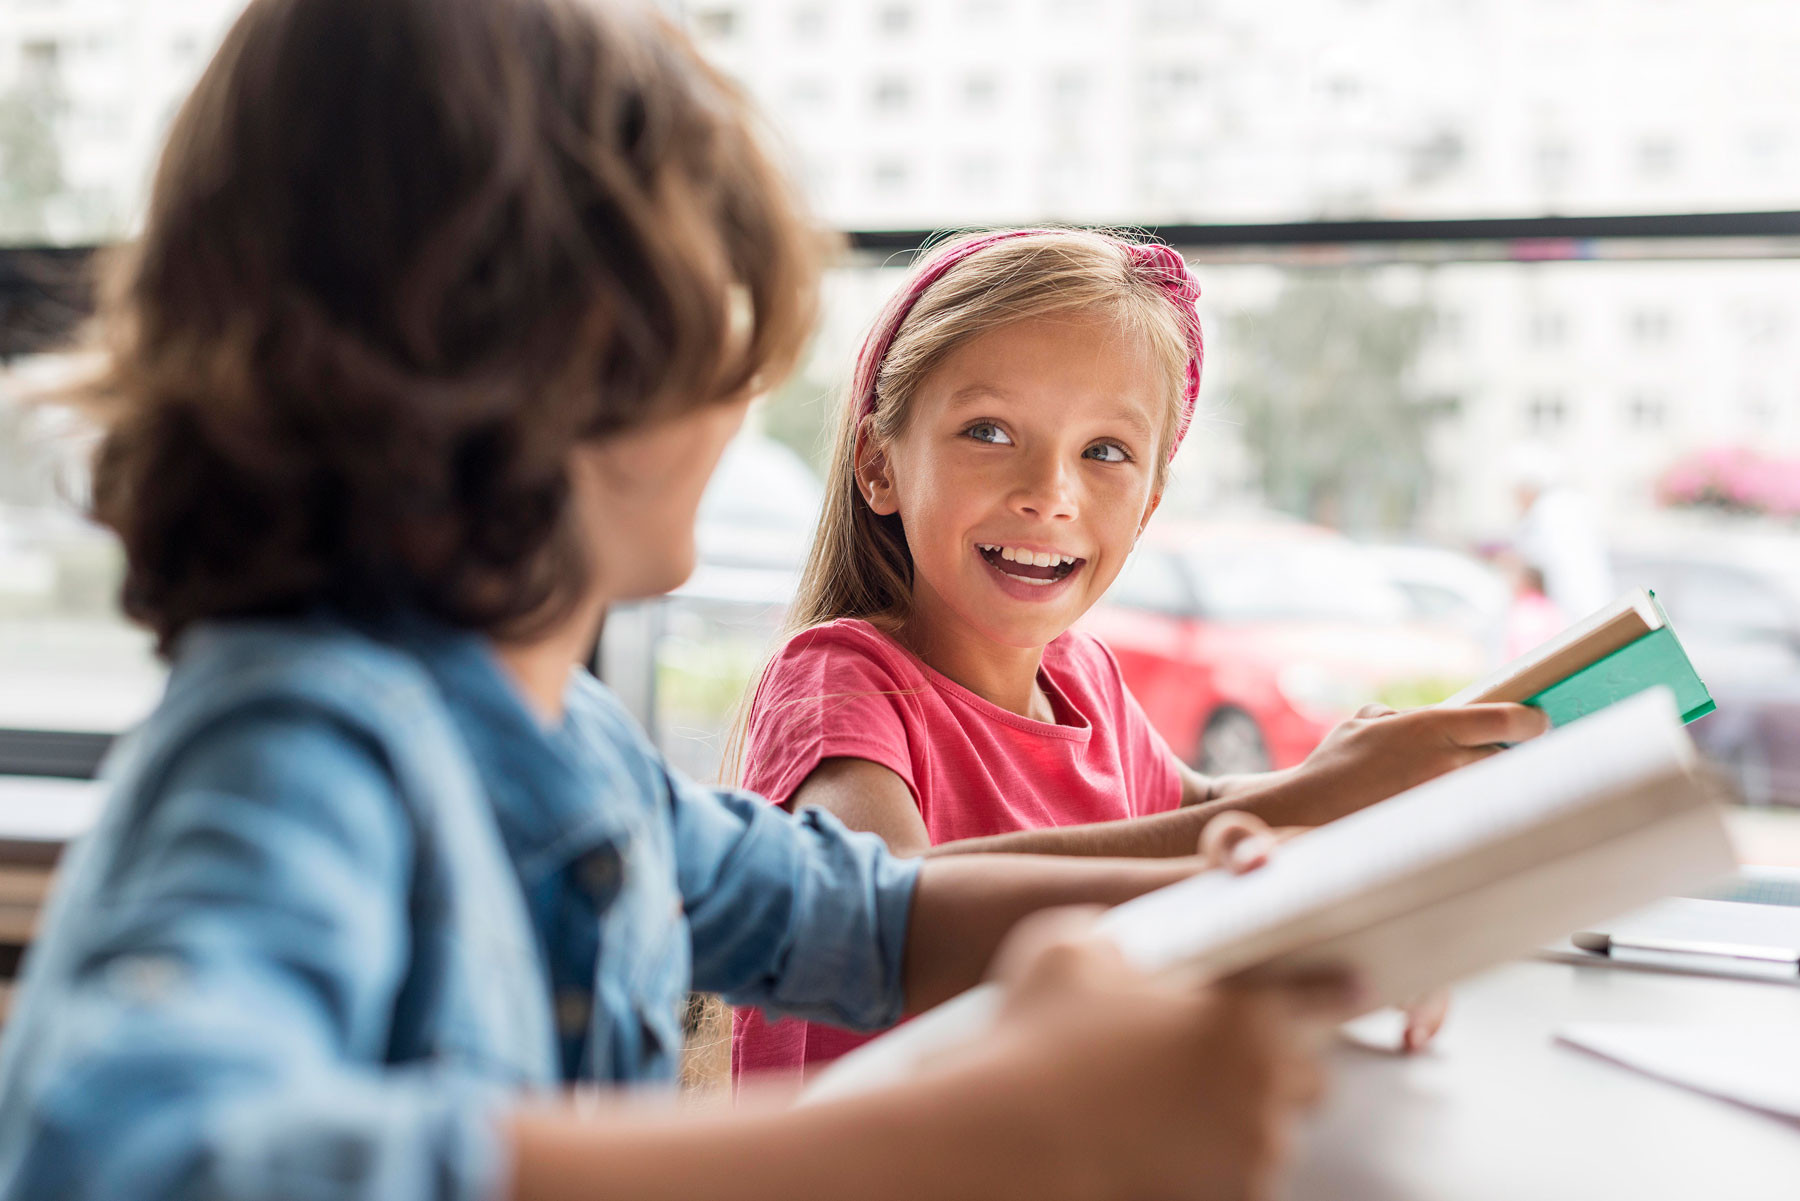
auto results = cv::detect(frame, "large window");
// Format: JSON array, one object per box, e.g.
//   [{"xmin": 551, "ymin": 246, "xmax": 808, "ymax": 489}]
[{"xmin": 2, "ymin": 0, "xmax": 1798, "ymax": 861}]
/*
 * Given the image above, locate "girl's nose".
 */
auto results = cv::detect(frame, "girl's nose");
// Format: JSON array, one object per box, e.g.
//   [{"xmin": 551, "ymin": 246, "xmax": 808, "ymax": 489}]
[{"xmin": 1010, "ymin": 454, "xmax": 1078, "ymax": 521}]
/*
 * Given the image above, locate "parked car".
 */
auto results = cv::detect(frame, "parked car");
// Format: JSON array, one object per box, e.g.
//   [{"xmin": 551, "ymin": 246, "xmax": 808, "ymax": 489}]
[
  {"xmin": 1613, "ymin": 536, "xmax": 1800, "ymax": 807},
  {"xmin": 1083, "ymin": 519, "xmax": 1486, "ymax": 775},
  {"xmin": 1366, "ymin": 542, "xmax": 1509, "ymax": 664}
]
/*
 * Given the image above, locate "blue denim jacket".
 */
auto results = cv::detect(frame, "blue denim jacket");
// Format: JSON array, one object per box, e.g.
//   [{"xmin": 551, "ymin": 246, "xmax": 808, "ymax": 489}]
[{"xmin": 0, "ymin": 615, "xmax": 918, "ymax": 1201}]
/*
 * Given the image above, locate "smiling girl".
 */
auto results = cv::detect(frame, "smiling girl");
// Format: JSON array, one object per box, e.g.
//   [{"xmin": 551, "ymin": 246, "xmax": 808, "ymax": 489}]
[{"xmin": 731, "ymin": 229, "xmax": 1545, "ymax": 1083}]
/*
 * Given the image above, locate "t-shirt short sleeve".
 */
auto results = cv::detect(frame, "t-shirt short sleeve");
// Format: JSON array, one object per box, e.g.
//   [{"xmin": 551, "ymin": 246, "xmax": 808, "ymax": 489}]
[
  {"xmin": 1063, "ymin": 630, "xmax": 1184, "ymax": 817},
  {"xmin": 740, "ymin": 621, "xmax": 924, "ymax": 809}
]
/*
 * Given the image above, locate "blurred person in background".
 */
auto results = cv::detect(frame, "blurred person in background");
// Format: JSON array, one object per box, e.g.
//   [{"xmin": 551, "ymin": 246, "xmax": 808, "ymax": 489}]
[
  {"xmin": 1511, "ymin": 444, "xmax": 1615, "ymax": 621},
  {"xmin": 1496, "ymin": 553, "xmax": 1567, "ymax": 660}
]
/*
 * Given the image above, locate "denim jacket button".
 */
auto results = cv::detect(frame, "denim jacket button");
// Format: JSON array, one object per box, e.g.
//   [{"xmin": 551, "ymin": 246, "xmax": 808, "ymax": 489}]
[
  {"xmin": 555, "ymin": 989, "xmax": 592, "ymax": 1037},
  {"xmin": 577, "ymin": 844, "xmax": 625, "ymax": 903}
]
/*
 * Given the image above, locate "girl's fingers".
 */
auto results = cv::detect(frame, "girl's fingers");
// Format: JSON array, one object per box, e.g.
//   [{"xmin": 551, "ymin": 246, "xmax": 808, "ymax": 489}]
[
  {"xmin": 1426, "ymin": 703, "xmax": 1551, "ymax": 748},
  {"xmin": 1400, "ymin": 990, "xmax": 1451, "ymax": 1052},
  {"xmin": 1355, "ymin": 703, "xmax": 1398, "ymax": 719},
  {"xmin": 1199, "ymin": 811, "xmax": 1278, "ymax": 873}
]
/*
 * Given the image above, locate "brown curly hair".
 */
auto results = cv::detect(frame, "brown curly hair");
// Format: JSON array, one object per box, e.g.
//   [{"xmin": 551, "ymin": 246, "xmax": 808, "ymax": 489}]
[{"xmin": 78, "ymin": 0, "xmax": 822, "ymax": 653}]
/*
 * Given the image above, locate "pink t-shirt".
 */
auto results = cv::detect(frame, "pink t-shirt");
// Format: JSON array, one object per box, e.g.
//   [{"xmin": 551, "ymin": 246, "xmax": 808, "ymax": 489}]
[{"xmin": 731, "ymin": 618, "xmax": 1182, "ymax": 1086}]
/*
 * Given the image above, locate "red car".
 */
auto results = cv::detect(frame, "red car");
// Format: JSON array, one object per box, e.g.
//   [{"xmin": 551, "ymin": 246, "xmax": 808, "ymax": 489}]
[{"xmin": 1081, "ymin": 520, "xmax": 1485, "ymax": 774}]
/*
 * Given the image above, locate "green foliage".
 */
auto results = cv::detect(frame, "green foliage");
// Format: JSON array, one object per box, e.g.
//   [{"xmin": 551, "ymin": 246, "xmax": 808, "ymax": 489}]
[
  {"xmin": 758, "ymin": 357, "xmax": 839, "ymax": 476},
  {"xmin": 1225, "ymin": 272, "xmax": 1445, "ymax": 535}
]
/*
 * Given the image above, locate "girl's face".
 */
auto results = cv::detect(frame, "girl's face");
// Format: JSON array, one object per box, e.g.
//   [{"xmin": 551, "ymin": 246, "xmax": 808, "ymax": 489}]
[{"xmin": 862, "ymin": 312, "xmax": 1167, "ymax": 652}]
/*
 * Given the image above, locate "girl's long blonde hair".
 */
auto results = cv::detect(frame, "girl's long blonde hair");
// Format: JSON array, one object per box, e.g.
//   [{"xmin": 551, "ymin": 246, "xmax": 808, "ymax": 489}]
[{"xmin": 790, "ymin": 228, "xmax": 1198, "ymax": 639}]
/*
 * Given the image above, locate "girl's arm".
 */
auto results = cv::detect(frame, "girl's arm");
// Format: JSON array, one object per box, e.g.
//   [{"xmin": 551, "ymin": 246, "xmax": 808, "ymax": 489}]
[{"xmin": 791, "ymin": 702, "xmax": 1548, "ymax": 861}]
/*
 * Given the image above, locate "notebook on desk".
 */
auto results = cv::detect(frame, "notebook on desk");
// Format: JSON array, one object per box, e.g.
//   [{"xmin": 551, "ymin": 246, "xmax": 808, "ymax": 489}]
[{"xmin": 804, "ymin": 688, "xmax": 1735, "ymax": 1103}]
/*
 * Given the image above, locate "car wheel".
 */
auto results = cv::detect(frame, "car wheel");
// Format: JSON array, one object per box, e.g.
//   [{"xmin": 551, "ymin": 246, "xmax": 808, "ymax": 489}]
[{"xmin": 1198, "ymin": 707, "xmax": 1273, "ymax": 776}]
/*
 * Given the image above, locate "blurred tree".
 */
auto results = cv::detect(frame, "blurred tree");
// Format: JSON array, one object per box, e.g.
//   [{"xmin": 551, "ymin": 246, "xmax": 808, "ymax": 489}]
[
  {"xmin": 757, "ymin": 350, "xmax": 840, "ymax": 476},
  {"xmin": 0, "ymin": 81, "xmax": 66, "ymax": 242},
  {"xmin": 1225, "ymin": 272, "xmax": 1447, "ymax": 535}
]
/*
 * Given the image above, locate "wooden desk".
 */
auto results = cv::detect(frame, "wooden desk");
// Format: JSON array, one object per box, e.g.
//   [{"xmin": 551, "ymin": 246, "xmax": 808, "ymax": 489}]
[{"xmin": 1288, "ymin": 959, "xmax": 1800, "ymax": 1200}]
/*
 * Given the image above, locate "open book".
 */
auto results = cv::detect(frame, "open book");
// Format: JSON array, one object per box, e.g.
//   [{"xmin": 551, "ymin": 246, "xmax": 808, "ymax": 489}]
[
  {"xmin": 803, "ymin": 688, "xmax": 1734, "ymax": 1103},
  {"xmin": 1445, "ymin": 588, "xmax": 1713, "ymax": 726}
]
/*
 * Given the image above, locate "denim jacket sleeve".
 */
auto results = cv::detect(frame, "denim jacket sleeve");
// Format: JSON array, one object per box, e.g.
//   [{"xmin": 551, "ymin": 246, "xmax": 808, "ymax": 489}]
[
  {"xmin": 668, "ymin": 774, "xmax": 920, "ymax": 1032},
  {"xmin": 0, "ymin": 708, "xmax": 506, "ymax": 1201}
]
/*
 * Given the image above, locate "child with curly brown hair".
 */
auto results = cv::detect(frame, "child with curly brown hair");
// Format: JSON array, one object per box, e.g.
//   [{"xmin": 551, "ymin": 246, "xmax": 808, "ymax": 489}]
[{"xmin": 0, "ymin": 3, "xmax": 1357, "ymax": 1201}]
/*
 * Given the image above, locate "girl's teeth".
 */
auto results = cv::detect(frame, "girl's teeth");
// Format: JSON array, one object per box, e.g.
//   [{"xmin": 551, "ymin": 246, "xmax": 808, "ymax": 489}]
[{"xmin": 981, "ymin": 544, "xmax": 1081, "ymax": 569}]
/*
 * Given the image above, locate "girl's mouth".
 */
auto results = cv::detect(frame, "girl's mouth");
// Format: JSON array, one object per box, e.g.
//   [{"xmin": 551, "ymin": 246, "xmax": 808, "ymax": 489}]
[{"xmin": 976, "ymin": 543, "xmax": 1085, "ymax": 587}]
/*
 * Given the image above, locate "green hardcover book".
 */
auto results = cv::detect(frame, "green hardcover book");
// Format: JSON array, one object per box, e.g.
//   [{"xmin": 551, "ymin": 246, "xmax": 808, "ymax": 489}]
[{"xmin": 1447, "ymin": 589, "xmax": 1714, "ymax": 728}]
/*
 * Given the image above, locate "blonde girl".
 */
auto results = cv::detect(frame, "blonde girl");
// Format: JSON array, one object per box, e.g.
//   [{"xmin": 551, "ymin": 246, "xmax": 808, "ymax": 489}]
[{"xmin": 732, "ymin": 229, "xmax": 1543, "ymax": 1082}]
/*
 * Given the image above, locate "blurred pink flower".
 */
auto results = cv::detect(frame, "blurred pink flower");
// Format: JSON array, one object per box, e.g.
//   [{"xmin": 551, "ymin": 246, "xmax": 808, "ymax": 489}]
[{"xmin": 1658, "ymin": 446, "xmax": 1800, "ymax": 517}]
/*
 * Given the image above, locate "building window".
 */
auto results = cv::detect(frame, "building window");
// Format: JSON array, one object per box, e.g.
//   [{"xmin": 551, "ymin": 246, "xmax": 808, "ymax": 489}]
[
  {"xmin": 1534, "ymin": 139, "xmax": 1573, "ymax": 182},
  {"xmin": 871, "ymin": 159, "xmax": 910, "ymax": 194},
  {"xmin": 1629, "ymin": 308, "xmax": 1673, "ymax": 345},
  {"xmin": 962, "ymin": 74, "xmax": 998, "ymax": 109},
  {"xmin": 691, "ymin": 7, "xmax": 739, "ymax": 39},
  {"xmin": 872, "ymin": 77, "xmax": 911, "ymax": 112},
  {"xmin": 1430, "ymin": 309, "xmax": 1465, "ymax": 346},
  {"xmin": 1142, "ymin": 64, "xmax": 1202, "ymax": 108},
  {"xmin": 1528, "ymin": 310, "xmax": 1568, "ymax": 347},
  {"xmin": 1051, "ymin": 70, "xmax": 1090, "ymax": 108},
  {"xmin": 1635, "ymin": 136, "xmax": 1677, "ymax": 179},
  {"xmin": 784, "ymin": 78, "xmax": 828, "ymax": 113},
  {"xmin": 877, "ymin": 3, "xmax": 914, "ymax": 34},
  {"xmin": 1527, "ymin": 392, "xmax": 1567, "ymax": 432},
  {"xmin": 1626, "ymin": 391, "xmax": 1666, "ymax": 430},
  {"xmin": 20, "ymin": 39, "xmax": 60, "ymax": 82}
]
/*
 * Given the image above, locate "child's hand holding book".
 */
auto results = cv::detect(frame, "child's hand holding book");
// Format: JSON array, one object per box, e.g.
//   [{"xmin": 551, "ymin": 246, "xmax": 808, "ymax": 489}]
[
  {"xmin": 1228, "ymin": 702, "xmax": 1551, "ymax": 830},
  {"xmin": 964, "ymin": 905, "xmax": 1360, "ymax": 1201}
]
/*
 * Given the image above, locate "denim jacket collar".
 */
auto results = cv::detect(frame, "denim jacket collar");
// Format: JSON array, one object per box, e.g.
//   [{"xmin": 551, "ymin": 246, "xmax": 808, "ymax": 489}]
[{"xmin": 358, "ymin": 614, "xmax": 625, "ymax": 886}]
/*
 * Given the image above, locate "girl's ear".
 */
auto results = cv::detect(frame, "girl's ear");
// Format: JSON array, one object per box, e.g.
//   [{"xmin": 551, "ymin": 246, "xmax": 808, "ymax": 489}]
[
  {"xmin": 1136, "ymin": 489, "xmax": 1163, "ymax": 540},
  {"xmin": 855, "ymin": 435, "xmax": 901, "ymax": 516}
]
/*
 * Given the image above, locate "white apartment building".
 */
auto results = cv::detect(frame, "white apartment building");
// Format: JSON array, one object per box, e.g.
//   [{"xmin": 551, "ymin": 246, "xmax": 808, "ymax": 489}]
[
  {"xmin": 1, "ymin": 0, "xmax": 1797, "ymax": 539},
  {"xmin": 689, "ymin": 0, "xmax": 1800, "ymax": 539}
]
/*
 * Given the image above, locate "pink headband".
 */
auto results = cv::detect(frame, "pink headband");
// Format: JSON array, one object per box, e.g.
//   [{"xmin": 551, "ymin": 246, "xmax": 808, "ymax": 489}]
[{"xmin": 851, "ymin": 229, "xmax": 1204, "ymax": 459}]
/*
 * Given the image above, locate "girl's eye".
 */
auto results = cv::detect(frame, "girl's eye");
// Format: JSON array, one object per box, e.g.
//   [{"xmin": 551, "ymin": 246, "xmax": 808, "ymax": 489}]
[
  {"xmin": 965, "ymin": 422, "xmax": 1013, "ymax": 445},
  {"xmin": 1084, "ymin": 442, "xmax": 1130, "ymax": 464}
]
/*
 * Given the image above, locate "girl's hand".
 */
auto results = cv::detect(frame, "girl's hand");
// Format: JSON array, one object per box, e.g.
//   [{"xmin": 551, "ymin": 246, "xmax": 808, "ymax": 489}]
[
  {"xmin": 1400, "ymin": 990, "xmax": 1450, "ymax": 1053},
  {"xmin": 1198, "ymin": 810, "xmax": 1452, "ymax": 1053},
  {"xmin": 979, "ymin": 907, "xmax": 1358, "ymax": 1201},
  {"xmin": 1279, "ymin": 702, "xmax": 1550, "ymax": 828},
  {"xmin": 1195, "ymin": 809, "xmax": 1306, "ymax": 873}
]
